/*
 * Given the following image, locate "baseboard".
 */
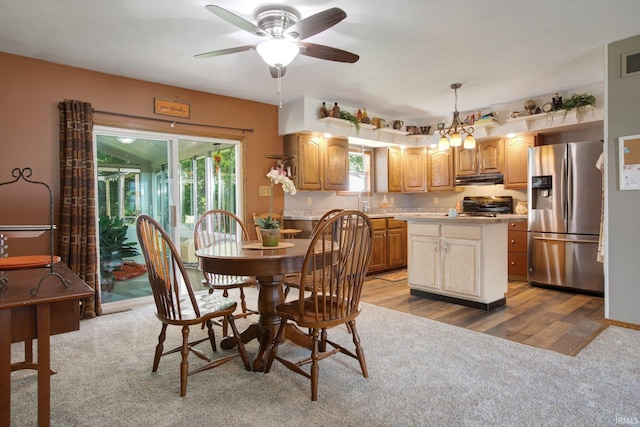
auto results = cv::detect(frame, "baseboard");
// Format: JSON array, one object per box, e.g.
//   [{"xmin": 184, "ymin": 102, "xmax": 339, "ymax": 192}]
[
  {"xmin": 409, "ymin": 288, "xmax": 506, "ymax": 311},
  {"xmin": 606, "ymin": 319, "xmax": 640, "ymax": 331}
]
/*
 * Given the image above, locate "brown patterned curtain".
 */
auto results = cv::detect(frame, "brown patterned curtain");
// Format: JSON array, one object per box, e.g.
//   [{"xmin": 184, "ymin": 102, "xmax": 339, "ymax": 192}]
[{"xmin": 58, "ymin": 100, "xmax": 100, "ymax": 318}]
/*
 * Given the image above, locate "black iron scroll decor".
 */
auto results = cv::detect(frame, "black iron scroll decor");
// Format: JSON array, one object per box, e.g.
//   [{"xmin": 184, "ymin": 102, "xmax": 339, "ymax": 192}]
[{"xmin": 0, "ymin": 167, "xmax": 70, "ymax": 294}]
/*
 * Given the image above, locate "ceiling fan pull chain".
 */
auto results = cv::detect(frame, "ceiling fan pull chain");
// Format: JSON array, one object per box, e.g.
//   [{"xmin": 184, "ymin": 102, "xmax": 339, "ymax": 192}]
[{"xmin": 277, "ymin": 67, "xmax": 283, "ymax": 108}]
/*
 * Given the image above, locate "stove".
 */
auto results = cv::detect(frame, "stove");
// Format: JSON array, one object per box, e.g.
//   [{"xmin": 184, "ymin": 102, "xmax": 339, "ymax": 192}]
[{"xmin": 461, "ymin": 196, "xmax": 513, "ymax": 215}]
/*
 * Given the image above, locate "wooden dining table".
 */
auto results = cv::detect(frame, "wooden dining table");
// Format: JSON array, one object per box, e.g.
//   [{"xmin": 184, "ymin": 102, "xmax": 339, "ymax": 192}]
[{"xmin": 196, "ymin": 238, "xmax": 313, "ymax": 371}]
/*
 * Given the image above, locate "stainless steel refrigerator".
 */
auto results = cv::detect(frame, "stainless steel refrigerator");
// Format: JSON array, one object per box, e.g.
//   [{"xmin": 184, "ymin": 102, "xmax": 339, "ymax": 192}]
[{"xmin": 527, "ymin": 141, "xmax": 604, "ymax": 294}]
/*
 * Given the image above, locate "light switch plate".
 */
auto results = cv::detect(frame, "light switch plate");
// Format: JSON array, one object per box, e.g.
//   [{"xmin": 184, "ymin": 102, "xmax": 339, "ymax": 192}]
[{"xmin": 259, "ymin": 185, "xmax": 272, "ymax": 197}]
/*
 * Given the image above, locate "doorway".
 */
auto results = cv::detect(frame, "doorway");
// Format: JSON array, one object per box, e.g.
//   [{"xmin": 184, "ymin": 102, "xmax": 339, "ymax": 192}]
[{"xmin": 93, "ymin": 126, "xmax": 244, "ymax": 310}]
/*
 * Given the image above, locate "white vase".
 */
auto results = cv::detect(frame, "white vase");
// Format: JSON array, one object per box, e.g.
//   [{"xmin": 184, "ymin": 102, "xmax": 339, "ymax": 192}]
[{"xmin": 515, "ymin": 200, "xmax": 528, "ymax": 215}]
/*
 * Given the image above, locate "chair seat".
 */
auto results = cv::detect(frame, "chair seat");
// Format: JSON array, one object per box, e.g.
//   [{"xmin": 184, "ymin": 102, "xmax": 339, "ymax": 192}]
[
  {"xmin": 158, "ymin": 297, "xmax": 237, "ymax": 325},
  {"xmin": 203, "ymin": 275, "xmax": 256, "ymax": 289},
  {"xmin": 276, "ymin": 296, "xmax": 361, "ymax": 329}
]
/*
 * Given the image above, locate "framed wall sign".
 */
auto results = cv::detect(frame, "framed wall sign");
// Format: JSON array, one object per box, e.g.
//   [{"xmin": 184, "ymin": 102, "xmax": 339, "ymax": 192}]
[
  {"xmin": 619, "ymin": 134, "xmax": 640, "ymax": 190},
  {"xmin": 154, "ymin": 98, "xmax": 190, "ymax": 118}
]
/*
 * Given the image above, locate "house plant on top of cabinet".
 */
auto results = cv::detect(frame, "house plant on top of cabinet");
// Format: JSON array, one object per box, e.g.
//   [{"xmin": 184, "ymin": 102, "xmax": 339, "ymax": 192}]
[{"xmin": 546, "ymin": 92, "xmax": 596, "ymax": 123}]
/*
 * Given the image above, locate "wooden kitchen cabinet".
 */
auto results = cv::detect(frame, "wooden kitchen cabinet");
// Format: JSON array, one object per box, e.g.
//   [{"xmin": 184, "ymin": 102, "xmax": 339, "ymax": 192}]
[
  {"xmin": 427, "ymin": 147, "xmax": 455, "ymax": 191},
  {"xmin": 507, "ymin": 220, "xmax": 528, "ymax": 280},
  {"xmin": 504, "ymin": 134, "xmax": 540, "ymax": 189},
  {"xmin": 375, "ymin": 147, "xmax": 426, "ymax": 193},
  {"xmin": 402, "ymin": 147, "xmax": 427, "ymax": 192},
  {"xmin": 367, "ymin": 218, "xmax": 407, "ymax": 274},
  {"xmin": 455, "ymin": 138, "xmax": 504, "ymax": 176},
  {"xmin": 284, "ymin": 133, "xmax": 349, "ymax": 191},
  {"xmin": 407, "ymin": 221, "xmax": 509, "ymax": 309},
  {"xmin": 374, "ymin": 147, "xmax": 403, "ymax": 193}
]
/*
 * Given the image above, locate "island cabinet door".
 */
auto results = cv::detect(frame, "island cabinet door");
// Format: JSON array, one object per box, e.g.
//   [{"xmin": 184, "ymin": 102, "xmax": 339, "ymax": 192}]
[
  {"xmin": 442, "ymin": 238, "xmax": 481, "ymax": 298},
  {"xmin": 407, "ymin": 235, "xmax": 440, "ymax": 290}
]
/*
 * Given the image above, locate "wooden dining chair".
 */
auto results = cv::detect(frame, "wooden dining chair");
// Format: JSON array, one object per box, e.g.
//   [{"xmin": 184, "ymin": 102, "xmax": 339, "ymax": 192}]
[
  {"xmin": 283, "ymin": 208, "xmax": 344, "ymax": 298},
  {"xmin": 193, "ymin": 209, "xmax": 258, "ymax": 336},
  {"xmin": 136, "ymin": 214, "xmax": 250, "ymax": 397},
  {"xmin": 264, "ymin": 210, "xmax": 374, "ymax": 401}
]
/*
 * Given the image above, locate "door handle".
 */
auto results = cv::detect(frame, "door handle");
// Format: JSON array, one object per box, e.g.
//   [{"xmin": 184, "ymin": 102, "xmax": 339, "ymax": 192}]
[{"xmin": 532, "ymin": 236, "xmax": 596, "ymax": 244}]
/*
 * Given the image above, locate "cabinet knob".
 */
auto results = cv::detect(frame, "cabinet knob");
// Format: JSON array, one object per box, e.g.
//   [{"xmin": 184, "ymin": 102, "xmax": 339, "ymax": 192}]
[
  {"xmin": 510, "ymin": 223, "xmax": 516, "ymax": 227},
  {"xmin": 511, "ymin": 261, "xmax": 515, "ymax": 265},
  {"xmin": 510, "ymin": 239, "xmax": 516, "ymax": 244}
]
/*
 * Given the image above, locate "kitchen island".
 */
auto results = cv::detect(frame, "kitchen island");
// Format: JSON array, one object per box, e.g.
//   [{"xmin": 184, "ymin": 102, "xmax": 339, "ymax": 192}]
[{"xmin": 394, "ymin": 213, "xmax": 526, "ymax": 310}]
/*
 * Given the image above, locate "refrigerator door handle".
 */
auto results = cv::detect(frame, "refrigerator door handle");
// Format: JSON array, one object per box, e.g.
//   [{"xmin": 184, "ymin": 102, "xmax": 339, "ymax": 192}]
[
  {"xmin": 561, "ymin": 157, "xmax": 567, "ymax": 220},
  {"xmin": 567, "ymin": 156, "xmax": 573, "ymax": 222},
  {"xmin": 532, "ymin": 236, "xmax": 596, "ymax": 244}
]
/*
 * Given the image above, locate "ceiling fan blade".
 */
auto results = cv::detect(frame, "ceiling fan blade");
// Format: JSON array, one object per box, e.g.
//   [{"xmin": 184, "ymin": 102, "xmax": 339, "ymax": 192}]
[
  {"xmin": 298, "ymin": 42, "xmax": 359, "ymax": 63},
  {"xmin": 194, "ymin": 45, "xmax": 256, "ymax": 58},
  {"xmin": 205, "ymin": 5, "xmax": 270, "ymax": 38},
  {"xmin": 284, "ymin": 7, "xmax": 346, "ymax": 40},
  {"xmin": 269, "ymin": 66, "xmax": 287, "ymax": 78}
]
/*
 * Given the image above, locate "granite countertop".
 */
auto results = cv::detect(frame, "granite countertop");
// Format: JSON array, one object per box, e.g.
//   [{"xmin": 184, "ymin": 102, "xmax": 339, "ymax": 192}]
[
  {"xmin": 393, "ymin": 213, "xmax": 527, "ymax": 224},
  {"xmin": 283, "ymin": 210, "xmax": 406, "ymax": 221}
]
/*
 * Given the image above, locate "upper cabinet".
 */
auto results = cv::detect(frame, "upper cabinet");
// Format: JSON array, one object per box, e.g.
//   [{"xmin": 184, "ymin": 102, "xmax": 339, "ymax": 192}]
[
  {"xmin": 504, "ymin": 134, "xmax": 540, "ymax": 189},
  {"xmin": 455, "ymin": 138, "xmax": 504, "ymax": 176},
  {"xmin": 375, "ymin": 147, "xmax": 426, "ymax": 193},
  {"xmin": 427, "ymin": 147, "xmax": 455, "ymax": 192},
  {"xmin": 284, "ymin": 134, "xmax": 349, "ymax": 191}
]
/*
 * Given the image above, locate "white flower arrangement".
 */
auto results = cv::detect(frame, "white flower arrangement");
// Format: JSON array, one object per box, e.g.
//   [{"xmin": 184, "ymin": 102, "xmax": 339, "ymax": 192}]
[{"xmin": 267, "ymin": 169, "xmax": 297, "ymax": 195}]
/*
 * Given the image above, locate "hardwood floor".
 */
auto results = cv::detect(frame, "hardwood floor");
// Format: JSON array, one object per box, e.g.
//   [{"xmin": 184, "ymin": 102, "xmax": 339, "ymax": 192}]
[{"xmin": 361, "ymin": 274, "xmax": 606, "ymax": 356}]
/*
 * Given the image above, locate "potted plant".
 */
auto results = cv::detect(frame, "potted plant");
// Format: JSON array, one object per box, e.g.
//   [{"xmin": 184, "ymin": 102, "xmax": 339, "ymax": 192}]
[
  {"xmin": 255, "ymin": 215, "xmax": 280, "ymax": 247},
  {"xmin": 99, "ymin": 215, "xmax": 140, "ymax": 289},
  {"xmin": 546, "ymin": 93, "xmax": 596, "ymax": 123}
]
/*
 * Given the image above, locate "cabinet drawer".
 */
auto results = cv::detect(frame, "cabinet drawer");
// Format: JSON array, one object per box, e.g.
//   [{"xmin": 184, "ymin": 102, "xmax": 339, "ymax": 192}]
[
  {"xmin": 508, "ymin": 252, "xmax": 528, "ymax": 276},
  {"xmin": 371, "ymin": 218, "xmax": 387, "ymax": 230},
  {"xmin": 508, "ymin": 230, "xmax": 527, "ymax": 253},
  {"xmin": 508, "ymin": 221, "xmax": 527, "ymax": 231},
  {"xmin": 442, "ymin": 225, "xmax": 481, "ymax": 240},
  {"xmin": 409, "ymin": 223, "xmax": 440, "ymax": 237},
  {"xmin": 387, "ymin": 219, "xmax": 406, "ymax": 229}
]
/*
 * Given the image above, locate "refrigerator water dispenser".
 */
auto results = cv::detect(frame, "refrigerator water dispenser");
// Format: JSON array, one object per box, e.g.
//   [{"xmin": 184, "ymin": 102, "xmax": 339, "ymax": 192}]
[{"xmin": 531, "ymin": 175, "xmax": 552, "ymax": 209}]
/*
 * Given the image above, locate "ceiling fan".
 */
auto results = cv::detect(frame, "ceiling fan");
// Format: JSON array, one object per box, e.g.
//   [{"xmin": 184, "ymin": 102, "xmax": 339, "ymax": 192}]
[{"xmin": 195, "ymin": 5, "xmax": 359, "ymax": 78}]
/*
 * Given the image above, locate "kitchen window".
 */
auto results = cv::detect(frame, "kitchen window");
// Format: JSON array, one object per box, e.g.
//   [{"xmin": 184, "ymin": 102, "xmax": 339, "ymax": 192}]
[{"xmin": 338, "ymin": 148, "xmax": 373, "ymax": 196}]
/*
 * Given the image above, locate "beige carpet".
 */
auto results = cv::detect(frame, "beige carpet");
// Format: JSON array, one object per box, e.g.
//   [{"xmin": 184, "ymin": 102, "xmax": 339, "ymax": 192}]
[{"xmin": 9, "ymin": 286, "xmax": 640, "ymax": 426}]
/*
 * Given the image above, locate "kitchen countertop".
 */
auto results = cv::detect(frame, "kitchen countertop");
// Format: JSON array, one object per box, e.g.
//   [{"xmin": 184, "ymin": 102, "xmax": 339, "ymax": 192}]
[
  {"xmin": 283, "ymin": 211, "xmax": 407, "ymax": 221},
  {"xmin": 393, "ymin": 213, "xmax": 527, "ymax": 224}
]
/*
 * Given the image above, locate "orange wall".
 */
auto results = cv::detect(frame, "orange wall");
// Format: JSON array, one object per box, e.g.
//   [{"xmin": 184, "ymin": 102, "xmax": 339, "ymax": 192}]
[{"xmin": 0, "ymin": 52, "xmax": 282, "ymax": 253}]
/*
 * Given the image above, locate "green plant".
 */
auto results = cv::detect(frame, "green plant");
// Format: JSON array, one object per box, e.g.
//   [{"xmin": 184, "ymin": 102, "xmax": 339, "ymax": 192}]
[
  {"xmin": 339, "ymin": 110, "xmax": 361, "ymax": 133},
  {"xmin": 99, "ymin": 215, "xmax": 140, "ymax": 286},
  {"xmin": 255, "ymin": 215, "xmax": 280, "ymax": 229},
  {"xmin": 547, "ymin": 93, "xmax": 596, "ymax": 123}
]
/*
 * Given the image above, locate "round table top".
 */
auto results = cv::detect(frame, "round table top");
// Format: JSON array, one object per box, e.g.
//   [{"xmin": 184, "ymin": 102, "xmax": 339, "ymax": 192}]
[{"xmin": 196, "ymin": 239, "xmax": 310, "ymax": 277}]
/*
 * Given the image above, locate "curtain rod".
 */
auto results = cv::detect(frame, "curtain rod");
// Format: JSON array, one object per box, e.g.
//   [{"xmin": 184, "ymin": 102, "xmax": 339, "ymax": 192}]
[{"xmin": 92, "ymin": 109, "xmax": 254, "ymax": 133}]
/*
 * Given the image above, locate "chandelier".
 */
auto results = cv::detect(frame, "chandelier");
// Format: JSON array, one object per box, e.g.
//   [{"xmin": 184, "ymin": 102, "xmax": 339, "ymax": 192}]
[{"xmin": 438, "ymin": 83, "xmax": 476, "ymax": 151}]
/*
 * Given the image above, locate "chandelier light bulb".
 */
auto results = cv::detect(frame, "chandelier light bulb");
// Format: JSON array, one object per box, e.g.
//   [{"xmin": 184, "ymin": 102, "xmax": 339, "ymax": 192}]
[
  {"xmin": 449, "ymin": 132, "xmax": 462, "ymax": 147},
  {"xmin": 256, "ymin": 39, "xmax": 299, "ymax": 67},
  {"xmin": 463, "ymin": 134, "xmax": 476, "ymax": 149},
  {"xmin": 438, "ymin": 136, "xmax": 450, "ymax": 151}
]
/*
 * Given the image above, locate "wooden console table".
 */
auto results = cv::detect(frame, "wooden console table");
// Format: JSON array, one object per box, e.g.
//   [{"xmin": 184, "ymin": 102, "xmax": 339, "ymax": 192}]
[{"xmin": 0, "ymin": 262, "xmax": 93, "ymax": 427}]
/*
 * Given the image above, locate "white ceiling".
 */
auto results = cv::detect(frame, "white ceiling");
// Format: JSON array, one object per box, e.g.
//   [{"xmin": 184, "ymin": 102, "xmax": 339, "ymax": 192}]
[{"xmin": 1, "ymin": 0, "xmax": 639, "ymax": 123}]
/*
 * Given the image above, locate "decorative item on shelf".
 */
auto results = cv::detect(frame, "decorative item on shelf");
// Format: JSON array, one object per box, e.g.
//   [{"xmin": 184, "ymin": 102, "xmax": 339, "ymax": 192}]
[
  {"xmin": 524, "ymin": 100, "xmax": 537, "ymax": 115},
  {"xmin": 339, "ymin": 110, "xmax": 360, "ymax": 133},
  {"xmin": 552, "ymin": 93, "xmax": 563, "ymax": 110},
  {"xmin": 255, "ymin": 215, "xmax": 280, "ymax": 247},
  {"xmin": 420, "ymin": 125, "xmax": 431, "ymax": 135},
  {"xmin": 546, "ymin": 93, "xmax": 596, "ymax": 124},
  {"xmin": 438, "ymin": 83, "xmax": 476, "ymax": 151},
  {"xmin": 510, "ymin": 111, "xmax": 523, "ymax": 118},
  {"xmin": 370, "ymin": 117, "xmax": 385, "ymax": 129},
  {"xmin": 392, "ymin": 120, "xmax": 404, "ymax": 130},
  {"xmin": 332, "ymin": 102, "xmax": 341, "ymax": 118},
  {"xmin": 406, "ymin": 125, "xmax": 417, "ymax": 134},
  {"xmin": 361, "ymin": 108, "xmax": 370, "ymax": 124},
  {"xmin": 356, "ymin": 109, "xmax": 363, "ymax": 122},
  {"xmin": 319, "ymin": 101, "xmax": 329, "ymax": 118}
]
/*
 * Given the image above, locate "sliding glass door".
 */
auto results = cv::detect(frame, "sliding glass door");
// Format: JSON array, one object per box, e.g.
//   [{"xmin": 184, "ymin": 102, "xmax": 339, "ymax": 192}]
[{"xmin": 94, "ymin": 126, "xmax": 243, "ymax": 308}]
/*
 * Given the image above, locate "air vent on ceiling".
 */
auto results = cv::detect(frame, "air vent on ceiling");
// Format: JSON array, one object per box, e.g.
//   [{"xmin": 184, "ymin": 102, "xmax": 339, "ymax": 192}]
[{"xmin": 622, "ymin": 50, "xmax": 640, "ymax": 78}]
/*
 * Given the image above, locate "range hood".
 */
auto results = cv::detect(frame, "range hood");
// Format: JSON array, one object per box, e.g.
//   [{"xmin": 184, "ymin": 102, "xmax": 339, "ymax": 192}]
[{"xmin": 455, "ymin": 173, "xmax": 504, "ymax": 186}]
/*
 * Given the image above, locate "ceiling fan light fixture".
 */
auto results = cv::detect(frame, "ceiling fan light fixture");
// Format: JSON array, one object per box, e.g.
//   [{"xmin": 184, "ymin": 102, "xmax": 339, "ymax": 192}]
[{"xmin": 256, "ymin": 39, "xmax": 299, "ymax": 67}]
